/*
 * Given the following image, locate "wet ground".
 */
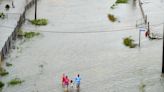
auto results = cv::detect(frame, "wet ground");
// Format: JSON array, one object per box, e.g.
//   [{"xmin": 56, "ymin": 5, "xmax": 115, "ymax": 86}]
[{"xmin": 1, "ymin": 0, "xmax": 164, "ymax": 92}]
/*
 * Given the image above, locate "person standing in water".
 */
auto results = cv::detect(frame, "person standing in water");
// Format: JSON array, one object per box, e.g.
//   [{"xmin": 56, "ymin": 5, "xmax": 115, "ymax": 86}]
[
  {"xmin": 65, "ymin": 76, "xmax": 70, "ymax": 91},
  {"xmin": 62, "ymin": 74, "xmax": 66, "ymax": 88},
  {"xmin": 75, "ymin": 74, "xmax": 81, "ymax": 89},
  {"xmin": 70, "ymin": 80, "xmax": 74, "ymax": 88}
]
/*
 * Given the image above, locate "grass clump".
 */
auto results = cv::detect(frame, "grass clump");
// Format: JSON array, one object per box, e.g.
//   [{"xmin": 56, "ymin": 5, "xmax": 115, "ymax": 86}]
[
  {"xmin": 111, "ymin": 0, "xmax": 128, "ymax": 9},
  {"xmin": 30, "ymin": 19, "xmax": 48, "ymax": 26},
  {"xmin": 17, "ymin": 30, "xmax": 40, "ymax": 39},
  {"xmin": 123, "ymin": 36, "xmax": 137, "ymax": 48},
  {"xmin": 108, "ymin": 14, "xmax": 117, "ymax": 22},
  {"xmin": 0, "ymin": 12, "xmax": 5, "ymax": 19},
  {"xmin": 116, "ymin": 0, "xmax": 128, "ymax": 3},
  {"xmin": 0, "ymin": 67, "xmax": 9, "ymax": 77},
  {"xmin": 24, "ymin": 32, "xmax": 40, "ymax": 38},
  {"xmin": 0, "ymin": 81, "xmax": 5, "ymax": 89},
  {"xmin": 6, "ymin": 62, "xmax": 12, "ymax": 67},
  {"xmin": 8, "ymin": 78, "xmax": 24, "ymax": 86}
]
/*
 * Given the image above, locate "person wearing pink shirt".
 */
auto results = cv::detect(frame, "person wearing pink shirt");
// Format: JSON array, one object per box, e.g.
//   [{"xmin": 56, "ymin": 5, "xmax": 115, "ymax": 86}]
[
  {"xmin": 62, "ymin": 74, "xmax": 66, "ymax": 87},
  {"xmin": 65, "ymin": 76, "xmax": 70, "ymax": 91}
]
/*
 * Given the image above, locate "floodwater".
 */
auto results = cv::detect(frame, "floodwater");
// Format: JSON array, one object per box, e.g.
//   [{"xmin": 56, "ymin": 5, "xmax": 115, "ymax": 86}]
[
  {"xmin": 1, "ymin": 0, "xmax": 164, "ymax": 92},
  {"xmin": 0, "ymin": 0, "xmax": 27, "ymax": 51}
]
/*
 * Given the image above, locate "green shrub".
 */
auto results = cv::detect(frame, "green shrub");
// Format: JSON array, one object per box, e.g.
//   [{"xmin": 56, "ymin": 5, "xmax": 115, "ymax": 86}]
[
  {"xmin": 0, "ymin": 81, "xmax": 4, "ymax": 89},
  {"xmin": 17, "ymin": 30, "xmax": 40, "ymax": 38},
  {"xmin": 0, "ymin": 67, "xmax": 9, "ymax": 76},
  {"xmin": 0, "ymin": 12, "xmax": 5, "ymax": 19},
  {"xmin": 123, "ymin": 37, "xmax": 133, "ymax": 46},
  {"xmin": 24, "ymin": 32, "xmax": 40, "ymax": 38},
  {"xmin": 0, "ymin": 71, "xmax": 9, "ymax": 76},
  {"xmin": 116, "ymin": 0, "xmax": 128, "ymax": 3},
  {"xmin": 108, "ymin": 14, "xmax": 117, "ymax": 22},
  {"xmin": 123, "ymin": 37, "xmax": 136, "ymax": 48},
  {"xmin": 8, "ymin": 78, "xmax": 24, "ymax": 86},
  {"xmin": 6, "ymin": 62, "xmax": 12, "ymax": 67},
  {"xmin": 30, "ymin": 19, "xmax": 48, "ymax": 26}
]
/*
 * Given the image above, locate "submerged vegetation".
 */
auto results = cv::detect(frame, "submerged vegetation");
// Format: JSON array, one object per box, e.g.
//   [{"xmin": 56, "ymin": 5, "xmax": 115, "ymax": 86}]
[
  {"xmin": 30, "ymin": 19, "xmax": 48, "ymax": 26},
  {"xmin": 0, "ymin": 12, "xmax": 5, "ymax": 19},
  {"xmin": 116, "ymin": 0, "xmax": 128, "ymax": 3},
  {"xmin": 8, "ymin": 78, "xmax": 24, "ymax": 86},
  {"xmin": 0, "ymin": 67, "xmax": 9, "ymax": 76},
  {"xmin": 107, "ymin": 14, "xmax": 117, "ymax": 22},
  {"xmin": 17, "ymin": 30, "xmax": 40, "ymax": 39},
  {"xmin": 123, "ymin": 36, "xmax": 137, "ymax": 48},
  {"xmin": 24, "ymin": 32, "xmax": 40, "ymax": 38},
  {"xmin": 110, "ymin": 0, "xmax": 128, "ymax": 9},
  {"xmin": 0, "ymin": 81, "xmax": 4, "ymax": 89},
  {"xmin": 6, "ymin": 62, "xmax": 12, "ymax": 67}
]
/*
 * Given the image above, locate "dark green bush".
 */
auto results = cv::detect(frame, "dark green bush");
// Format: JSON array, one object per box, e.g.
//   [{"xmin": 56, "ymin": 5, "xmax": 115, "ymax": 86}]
[
  {"xmin": 6, "ymin": 62, "xmax": 12, "ymax": 67},
  {"xmin": 123, "ymin": 37, "xmax": 133, "ymax": 46},
  {"xmin": 8, "ymin": 78, "xmax": 24, "ymax": 86},
  {"xmin": 0, "ymin": 12, "xmax": 5, "ymax": 19},
  {"xmin": 108, "ymin": 14, "xmax": 117, "ymax": 22},
  {"xmin": 0, "ymin": 67, "xmax": 9, "ymax": 76},
  {"xmin": 30, "ymin": 19, "xmax": 48, "ymax": 26},
  {"xmin": 17, "ymin": 30, "xmax": 40, "ymax": 38},
  {"xmin": 123, "ymin": 37, "xmax": 136, "ymax": 48},
  {"xmin": 24, "ymin": 32, "xmax": 40, "ymax": 38},
  {"xmin": 116, "ymin": 0, "xmax": 128, "ymax": 3},
  {"xmin": 0, "ymin": 71, "xmax": 9, "ymax": 76},
  {"xmin": 0, "ymin": 81, "xmax": 4, "ymax": 89}
]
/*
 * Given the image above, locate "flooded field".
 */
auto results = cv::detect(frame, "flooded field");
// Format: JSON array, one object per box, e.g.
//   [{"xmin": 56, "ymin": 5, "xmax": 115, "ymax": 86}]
[{"xmin": 1, "ymin": 0, "xmax": 164, "ymax": 92}]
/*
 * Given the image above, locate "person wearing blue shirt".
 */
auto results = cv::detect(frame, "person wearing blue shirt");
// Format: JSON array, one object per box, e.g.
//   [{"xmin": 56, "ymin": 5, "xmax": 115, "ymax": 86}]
[{"xmin": 75, "ymin": 74, "xmax": 81, "ymax": 88}]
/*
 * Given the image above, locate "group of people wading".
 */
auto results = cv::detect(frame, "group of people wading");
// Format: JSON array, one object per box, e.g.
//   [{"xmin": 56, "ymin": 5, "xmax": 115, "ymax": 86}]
[{"xmin": 62, "ymin": 74, "xmax": 81, "ymax": 91}]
